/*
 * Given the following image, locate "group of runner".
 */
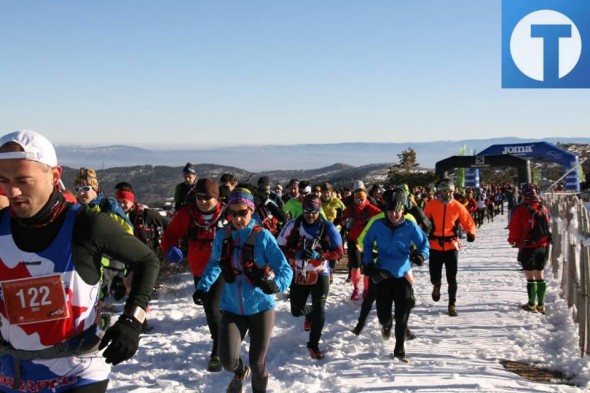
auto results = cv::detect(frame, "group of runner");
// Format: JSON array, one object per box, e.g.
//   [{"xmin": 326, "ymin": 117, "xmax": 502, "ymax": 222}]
[{"xmin": 0, "ymin": 129, "xmax": 550, "ymax": 393}]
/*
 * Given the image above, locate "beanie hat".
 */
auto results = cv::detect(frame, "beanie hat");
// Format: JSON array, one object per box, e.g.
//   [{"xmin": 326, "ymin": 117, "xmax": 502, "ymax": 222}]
[
  {"xmin": 302, "ymin": 194, "xmax": 322, "ymax": 212},
  {"xmin": 183, "ymin": 162, "xmax": 196, "ymax": 175},
  {"xmin": 0, "ymin": 129, "xmax": 58, "ymax": 167},
  {"xmin": 385, "ymin": 188, "xmax": 407, "ymax": 212},
  {"xmin": 353, "ymin": 180, "xmax": 366, "ymax": 192},
  {"xmin": 195, "ymin": 178, "xmax": 219, "ymax": 199},
  {"xmin": 257, "ymin": 176, "xmax": 270, "ymax": 188},
  {"xmin": 115, "ymin": 190, "xmax": 135, "ymax": 204},
  {"xmin": 521, "ymin": 183, "xmax": 540, "ymax": 202},
  {"xmin": 287, "ymin": 179, "xmax": 299, "ymax": 187},
  {"xmin": 228, "ymin": 187, "xmax": 256, "ymax": 209},
  {"xmin": 74, "ymin": 168, "xmax": 99, "ymax": 192}
]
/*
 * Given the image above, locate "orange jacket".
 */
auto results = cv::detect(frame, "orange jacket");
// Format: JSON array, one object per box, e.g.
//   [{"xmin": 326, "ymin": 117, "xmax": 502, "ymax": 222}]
[{"xmin": 424, "ymin": 198, "xmax": 477, "ymax": 251}]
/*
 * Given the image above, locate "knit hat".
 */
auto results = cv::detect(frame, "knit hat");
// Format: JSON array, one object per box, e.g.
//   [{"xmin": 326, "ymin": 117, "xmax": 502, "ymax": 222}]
[
  {"xmin": 0, "ymin": 129, "xmax": 58, "ymax": 167},
  {"xmin": 352, "ymin": 180, "xmax": 366, "ymax": 192},
  {"xmin": 302, "ymin": 194, "xmax": 322, "ymax": 212},
  {"xmin": 228, "ymin": 187, "xmax": 256, "ymax": 209},
  {"xmin": 183, "ymin": 162, "xmax": 196, "ymax": 175},
  {"xmin": 287, "ymin": 179, "xmax": 299, "ymax": 187},
  {"xmin": 74, "ymin": 168, "xmax": 99, "ymax": 192},
  {"xmin": 195, "ymin": 178, "xmax": 219, "ymax": 199},
  {"xmin": 521, "ymin": 183, "xmax": 540, "ymax": 202},
  {"xmin": 257, "ymin": 176, "xmax": 270, "ymax": 188}
]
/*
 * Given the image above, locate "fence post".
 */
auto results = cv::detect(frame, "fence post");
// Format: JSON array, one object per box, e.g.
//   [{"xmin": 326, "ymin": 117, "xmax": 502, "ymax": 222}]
[{"xmin": 580, "ymin": 245, "xmax": 590, "ymax": 357}]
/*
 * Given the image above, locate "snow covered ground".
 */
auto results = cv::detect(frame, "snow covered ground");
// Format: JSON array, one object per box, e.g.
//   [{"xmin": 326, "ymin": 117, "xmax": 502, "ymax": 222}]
[{"xmin": 106, "ymin": 211, "xmax": 590, "ymax": 392}]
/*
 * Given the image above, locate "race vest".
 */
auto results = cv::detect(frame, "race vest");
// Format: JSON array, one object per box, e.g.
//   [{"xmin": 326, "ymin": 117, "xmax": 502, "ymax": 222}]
[{"xmin": 0, "ymin": 205, "xmax": 108, "ymax": 392}]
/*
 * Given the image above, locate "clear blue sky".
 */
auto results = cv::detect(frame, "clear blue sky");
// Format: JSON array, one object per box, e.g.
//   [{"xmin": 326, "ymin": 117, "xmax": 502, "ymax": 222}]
[{"xmin": 0, "ymin": 1, "xmax": 587, "ymax": 147}]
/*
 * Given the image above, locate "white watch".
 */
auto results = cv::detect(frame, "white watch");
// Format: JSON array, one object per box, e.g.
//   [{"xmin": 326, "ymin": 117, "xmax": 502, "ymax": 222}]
[{"xmin": 125, "ymin": 306, "xmax": 147, "ymax": 324}]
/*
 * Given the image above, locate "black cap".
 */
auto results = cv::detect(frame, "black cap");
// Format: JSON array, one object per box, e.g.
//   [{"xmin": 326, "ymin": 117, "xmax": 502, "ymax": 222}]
[{"xmin": 384, "ymin": 188, "xmax": 406, "ymax": 212}]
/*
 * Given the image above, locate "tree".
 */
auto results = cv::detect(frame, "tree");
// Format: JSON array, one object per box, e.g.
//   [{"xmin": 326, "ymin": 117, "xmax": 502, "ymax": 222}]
[
  {"xmin": 387, "ymin": 147, "xmax": 420, "ymax": 184},
  {"xmin": 386, "ymin": 147, "xmax": 437, "ymax": 188}
]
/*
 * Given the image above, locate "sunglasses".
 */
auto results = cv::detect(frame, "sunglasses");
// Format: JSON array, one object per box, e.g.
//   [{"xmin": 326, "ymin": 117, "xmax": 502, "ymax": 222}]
[
  {"xmin": 196, "ymin": 194, "xmax": 213, "ymax": 201},
  {"xmin": 228, "ymin": 209, "xmax": 250, "ymax": 218},
  {"xmin": 303, "ymin": 208, "xmax": 320, "ymax": 214},
  {"xmin": 74, "ymin": 186, "xmax": 93, "ymax": 193}
]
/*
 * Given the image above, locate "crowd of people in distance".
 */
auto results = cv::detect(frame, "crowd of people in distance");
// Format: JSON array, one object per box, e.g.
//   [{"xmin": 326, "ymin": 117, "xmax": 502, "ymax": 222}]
[{"xmin": 0, "ymin": 129, "xmax": 552, "ymax": 393}]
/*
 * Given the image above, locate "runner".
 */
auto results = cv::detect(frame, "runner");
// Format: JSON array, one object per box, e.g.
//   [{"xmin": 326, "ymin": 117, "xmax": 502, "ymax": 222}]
[
  {"xmin": 0, "ymin": 129, "xmax": 160, "ymax": 393},
  {"xmin": 508, "ymin": 183, "xmax": 552, "ymax": 314},
  {"xmin": 342, "ymin": 182, "xmax": 381, "ymax": 300},
  {"xmin": 424, "ymin": 179, "xmax": 477, "ymax": 317},
  {"xmin": 194, "ymin": 186, "xmax": 293, "ymax": 393},
  {"xmin": 277, "ymin": 194, "xmax": 343, "ymax": 359},
  {"xmin": 360, "ymin": 188, "xmax": 429, "ymax": 362},
  {"xmin": 161, "ymin": 178, "xmax": 227, "ymax": 372}
]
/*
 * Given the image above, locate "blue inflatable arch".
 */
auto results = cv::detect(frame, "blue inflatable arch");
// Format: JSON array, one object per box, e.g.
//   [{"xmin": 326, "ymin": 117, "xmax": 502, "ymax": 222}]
[{"xmin": 478, "ymin": 142, "xmax": 580, "ymax": 191}]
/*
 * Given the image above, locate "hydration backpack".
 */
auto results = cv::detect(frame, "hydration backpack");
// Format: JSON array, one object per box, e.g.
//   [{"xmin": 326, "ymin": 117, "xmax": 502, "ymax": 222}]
[{"xmin": 526, "ymin": 204, "xmax": 552, "ymax": 243}]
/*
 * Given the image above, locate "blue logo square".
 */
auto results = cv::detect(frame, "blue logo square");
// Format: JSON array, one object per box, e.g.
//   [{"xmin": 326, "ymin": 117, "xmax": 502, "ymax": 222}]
[{"xmin": 502, "ymin": 0, "xmax": 590, "ymax": 88}]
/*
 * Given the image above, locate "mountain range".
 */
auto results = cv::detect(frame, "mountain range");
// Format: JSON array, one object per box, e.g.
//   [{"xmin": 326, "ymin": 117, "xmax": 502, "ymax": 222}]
[
  {"xmin": 56, "ymin": 137, "xmax": 590, "ymax": 207},
  {"xmin": 56, "ymin": 137, "xmax": 590, "ymax": 172}
]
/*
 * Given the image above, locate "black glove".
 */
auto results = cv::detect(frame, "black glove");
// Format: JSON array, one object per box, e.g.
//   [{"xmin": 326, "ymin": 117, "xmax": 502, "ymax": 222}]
[
  {"xmin": 409, "ymin": 249, "xmax": 424, "ymax": 266},
  {"xmin": 192, "ymin": 289, "xmax": 206, "ymax": 305},
  {"xmin": 467, "ymin": 233, "xmax": 476, "ymax": 242},
  {"xmin": 98, "ymin": 316, "xmax": 142, "ymax": 365},
  {"xmin": 362, "ymin": 263, "xmax": 375, "ymax": 276},
  {"xmin": 259, "ymin": 280, "xmax": 278, "ymax": 294}
]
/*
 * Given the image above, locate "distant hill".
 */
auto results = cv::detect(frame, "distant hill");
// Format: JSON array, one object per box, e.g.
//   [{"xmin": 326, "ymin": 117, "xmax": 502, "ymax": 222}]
[
  {"xmin": 60, "ymin": 162, "xmax": 398, "ymax": 207},
  {"xmin": 55, "ymin": 137, "xmax": 590, "ymax": 172},
  {"xmin": 57, "ymin": 138, "xmax": 590, "ymax": 207}
]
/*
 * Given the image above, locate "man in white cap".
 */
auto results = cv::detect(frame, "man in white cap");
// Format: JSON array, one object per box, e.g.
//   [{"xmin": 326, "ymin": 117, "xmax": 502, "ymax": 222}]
[{"xmin": 0, "ymin": 129, "xmax": 160, "ymax": 392}]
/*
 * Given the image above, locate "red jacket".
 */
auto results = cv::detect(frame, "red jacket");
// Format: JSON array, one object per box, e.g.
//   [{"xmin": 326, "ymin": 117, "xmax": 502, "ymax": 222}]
[
  {"xmin": 508, "ymin": 201, "xmax": 551, "ymax": 249},
  {"xmin": 343, "ymin": 200, "xmax": 381, "ymax": 241},
  {"xmin": 161, "ymin": 203, "xmax": 226, "ymax": 276}
]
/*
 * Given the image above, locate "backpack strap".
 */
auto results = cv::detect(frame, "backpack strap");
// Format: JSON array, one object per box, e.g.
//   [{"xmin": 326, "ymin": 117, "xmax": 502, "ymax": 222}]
[{"xmin": 219, "ymin": 225, "xmax": 269, "ymax": 287}]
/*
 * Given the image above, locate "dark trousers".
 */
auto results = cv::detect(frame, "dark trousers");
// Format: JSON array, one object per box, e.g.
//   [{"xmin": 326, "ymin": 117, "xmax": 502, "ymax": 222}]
[
  {"xmin": 374, "ymin": 276, "xmax": 412, "ymax": 351},
  {"xmin": 290, "ymin": 275, "xmax": 330, "ymax": 348},
  {"xmin": 429, "ymin": 249, "xmax": 459, "ymax": 305},
  {"xmin": 220, "ymin": 309, "xmax": 275, "ymax": 393},
  {"xmin": 357, "ymin": 278, "xmax": 376, "ymax": 325},
  {"xmin": 194, "ymin": 275, "xmax": 223, "ymax": 356}
]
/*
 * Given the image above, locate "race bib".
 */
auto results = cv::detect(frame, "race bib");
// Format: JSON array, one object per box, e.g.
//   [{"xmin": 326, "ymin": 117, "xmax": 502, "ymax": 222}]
[
  {"xmin": 294, "ymin": 269, "xmax": 319, "ymax": 285},
  {"xmin": 1, "ymin": 274, "xmax": 69, "ymax": 325}
]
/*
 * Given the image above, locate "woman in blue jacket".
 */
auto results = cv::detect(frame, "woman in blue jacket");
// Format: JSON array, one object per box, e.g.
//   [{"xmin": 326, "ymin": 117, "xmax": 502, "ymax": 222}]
[
  {"xmin": 195, "ymin": 187, "xmax": 293, "ymax": 393},
  {"xmin": 361, "ymin": 188, "xmax": 430, "ymax": 362}
]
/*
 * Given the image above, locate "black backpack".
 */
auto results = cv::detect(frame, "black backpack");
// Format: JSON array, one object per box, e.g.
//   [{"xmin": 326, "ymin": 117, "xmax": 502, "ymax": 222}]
[{"xmin": 526, "ymin": 204, "xmax": 552, "ymax": 243}]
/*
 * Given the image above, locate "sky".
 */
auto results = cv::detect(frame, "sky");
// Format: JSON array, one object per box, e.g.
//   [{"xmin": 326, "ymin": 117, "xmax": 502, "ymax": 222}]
[
  {"xmin": 0, "ymin": 1, "xmax": 588, "ymax": 148},
  {"xmin": 102, "ymin": 209, "xmax": 590, "ymax": 392}
]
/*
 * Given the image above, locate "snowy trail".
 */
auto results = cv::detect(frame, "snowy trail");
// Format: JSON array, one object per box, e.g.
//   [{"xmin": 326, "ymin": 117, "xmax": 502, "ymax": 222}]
[{"xmin": 107, "ymin": 211, "xmax": 589, "ymax": 392}]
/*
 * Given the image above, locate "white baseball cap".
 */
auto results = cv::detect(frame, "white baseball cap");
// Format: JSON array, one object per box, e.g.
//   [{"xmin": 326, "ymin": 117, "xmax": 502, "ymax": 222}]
[{"xmin": 0, "ymin": 129, "xmax": 58, "ymax": 167}]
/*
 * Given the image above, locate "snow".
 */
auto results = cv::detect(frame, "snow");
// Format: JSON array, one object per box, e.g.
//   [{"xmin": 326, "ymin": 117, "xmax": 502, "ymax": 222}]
[{"xmin": 106, "ymin": 211, "xmax": 590, "ymax": 392}]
